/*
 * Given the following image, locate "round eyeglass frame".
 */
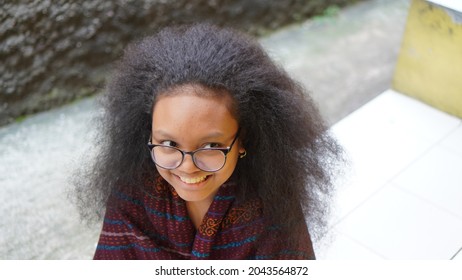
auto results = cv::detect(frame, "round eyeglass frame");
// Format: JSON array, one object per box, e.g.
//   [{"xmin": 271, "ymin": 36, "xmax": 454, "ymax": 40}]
[{"xmin": 147, "ymin": 129, "xmax": 240, "ymax": 172}]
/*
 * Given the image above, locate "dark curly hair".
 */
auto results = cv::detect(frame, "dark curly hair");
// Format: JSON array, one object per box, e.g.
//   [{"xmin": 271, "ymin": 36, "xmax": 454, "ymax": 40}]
[{"xmin": 73, "ymin": 23, "xmax": 344, "ymax": 242}]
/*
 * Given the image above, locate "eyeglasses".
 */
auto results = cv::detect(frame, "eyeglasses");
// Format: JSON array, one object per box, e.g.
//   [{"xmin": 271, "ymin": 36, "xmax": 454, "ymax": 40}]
[{"xmin": 147, "ymin": 129, "xmax": 240, "ymax": 172}]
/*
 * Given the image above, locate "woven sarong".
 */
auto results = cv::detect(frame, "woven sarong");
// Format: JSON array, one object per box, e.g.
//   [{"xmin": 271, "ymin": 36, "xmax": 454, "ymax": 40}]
[{"xmin": 94, "ymin": 176, "xmax": 315, "ymax": 259}]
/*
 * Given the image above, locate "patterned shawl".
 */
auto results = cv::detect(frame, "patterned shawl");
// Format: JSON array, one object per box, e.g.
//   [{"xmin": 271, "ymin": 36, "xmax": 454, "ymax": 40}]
[{"xmin": 94, "ymin": 176, "xmax": 315, "ymax": 259}]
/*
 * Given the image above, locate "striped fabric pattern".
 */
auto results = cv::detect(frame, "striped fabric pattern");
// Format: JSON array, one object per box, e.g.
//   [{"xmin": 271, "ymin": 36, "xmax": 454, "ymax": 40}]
[{"xmin": 94, "ymin": 176, "xmax": 315, "ymax": 260}]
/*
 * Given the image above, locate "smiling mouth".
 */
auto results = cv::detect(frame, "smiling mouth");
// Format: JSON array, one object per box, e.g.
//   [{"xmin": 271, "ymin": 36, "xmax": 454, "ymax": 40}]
[{"xmin": 178, "ymin": 175, "xmax": 210, "ymax": 184}]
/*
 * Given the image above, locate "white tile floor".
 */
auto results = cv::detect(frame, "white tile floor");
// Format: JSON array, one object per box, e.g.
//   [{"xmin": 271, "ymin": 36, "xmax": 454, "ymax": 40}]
[{"xmin": 317, "ymin": 89, "xmax": 462, "ymax": 259}]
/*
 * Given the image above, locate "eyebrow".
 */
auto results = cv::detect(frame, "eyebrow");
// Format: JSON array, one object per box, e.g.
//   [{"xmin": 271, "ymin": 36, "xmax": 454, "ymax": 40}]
[
  {"xmin": 152, "ymin": 130, "xmax": 174, "ymax": 139},
  {"xmin": 152, "ymin": 129, "xmax": 225, "ymax": 141}
]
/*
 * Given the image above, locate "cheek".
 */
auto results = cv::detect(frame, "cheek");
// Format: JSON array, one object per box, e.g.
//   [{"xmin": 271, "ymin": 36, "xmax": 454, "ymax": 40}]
[
  {"xmin": 220, "ymin": 154, "xmax": 239, "ymax": 177},
  {"xmin": 156, "ymin": 167, "xmax": 170, "ymax": 180}
]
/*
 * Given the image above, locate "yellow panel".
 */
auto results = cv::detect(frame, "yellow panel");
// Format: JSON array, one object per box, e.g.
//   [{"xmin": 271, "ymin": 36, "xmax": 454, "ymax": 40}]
[{"xmin": 393, "ymin": 0, "xmax": 462, "ymax": 118}]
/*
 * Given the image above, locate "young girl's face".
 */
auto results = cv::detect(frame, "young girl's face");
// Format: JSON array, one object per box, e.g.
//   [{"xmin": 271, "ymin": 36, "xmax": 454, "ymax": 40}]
[{"xmin": 151, "ymin": 86, "xmax": 244, "ymax": 206}]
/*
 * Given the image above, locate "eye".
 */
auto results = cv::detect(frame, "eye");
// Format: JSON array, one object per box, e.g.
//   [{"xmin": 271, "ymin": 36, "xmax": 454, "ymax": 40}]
[
  {"xmin": 203, "ymin": 142, "xmax": 221, "ymax": 149},
  {"xmin": 160, "ymin": 140, "xmax": 177, "ymax": 147}
]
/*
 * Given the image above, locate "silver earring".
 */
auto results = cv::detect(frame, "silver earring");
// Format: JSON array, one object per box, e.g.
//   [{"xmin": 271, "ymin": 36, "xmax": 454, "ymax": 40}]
[{"xmin": 239, "ymin": 150, "xmax": 247, "ymax": 158}]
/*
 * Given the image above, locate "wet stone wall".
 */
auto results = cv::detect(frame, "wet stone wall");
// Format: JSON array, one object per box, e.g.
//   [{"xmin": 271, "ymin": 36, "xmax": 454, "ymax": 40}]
[{"xmin": 0, "ymin": 0, "xmax": 359, "ymax": 126}]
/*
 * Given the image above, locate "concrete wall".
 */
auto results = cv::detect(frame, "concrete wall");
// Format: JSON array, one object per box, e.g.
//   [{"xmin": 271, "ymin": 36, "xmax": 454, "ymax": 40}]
[{"xmin": 0, "ymin": 0, "xmax": 360, "ymax": 126}]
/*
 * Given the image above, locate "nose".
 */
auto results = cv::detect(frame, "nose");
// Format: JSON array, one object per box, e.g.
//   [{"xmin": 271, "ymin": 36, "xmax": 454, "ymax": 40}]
[{"xmin": 177, "ymin": 153, "xmax": 200, "ymax": 173}]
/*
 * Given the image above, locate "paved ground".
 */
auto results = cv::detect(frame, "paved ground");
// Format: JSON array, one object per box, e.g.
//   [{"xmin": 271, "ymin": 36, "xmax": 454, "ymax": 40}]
[
  {"xmin": 323, "ymin": 90, "xmax": 462, "ymax": 259},
  {"xmin": 261, "ymin": 0, "xmax": 410, "ymax": 124},
  {"xmin": 0, "ymin": 0, "xmax": 410, "ymax": 259}
]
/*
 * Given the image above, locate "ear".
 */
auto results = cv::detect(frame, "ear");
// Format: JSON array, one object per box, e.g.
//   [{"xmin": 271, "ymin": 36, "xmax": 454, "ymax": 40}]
[
  {"xmin": 238, "ymin": 140, "xmax": 245, "ymax": 154},
  {"xmin": 238, "ymin": 141, "xmax": 247, "ymax": 158}
]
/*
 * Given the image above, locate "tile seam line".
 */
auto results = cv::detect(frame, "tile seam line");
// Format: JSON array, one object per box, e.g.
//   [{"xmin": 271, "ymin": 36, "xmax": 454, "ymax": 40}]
[
  {"xmin": 333, "ymin": 229, "xmax": 388, "ymax": 259},
  {"xmin": 379, "ymin": 121, "xmax": 462, "ymax": 189},
  {"xmin": 330, "ymin": 182, "xmax": 389, "ymax": 228},
  {"xmin": 389, "ymin": 182, "xmax": 462, "ymax": 222},
  {"xmin": 450, "ymin": 247, "xmax": 462, "ymax": 260},
  {"xmin": 331, "ymin": 122, "xmax": 462, "ymax": 227},
  {"xmin": 384, "ymin": 121, "xmax": 462, "ymax": 195},
  {"xmin": 335, "ymin": 192, "xmax": 459, "ymax": 260},
  {"xmin": 437, "ymin": 122, "xmax": 462, "ymax": 158}
]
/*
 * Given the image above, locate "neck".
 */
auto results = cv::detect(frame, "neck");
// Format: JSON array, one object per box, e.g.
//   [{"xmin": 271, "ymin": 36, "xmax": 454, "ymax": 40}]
[{"xmin": 186, "ymin": 199, "xmax": 213, "ymax": 229}]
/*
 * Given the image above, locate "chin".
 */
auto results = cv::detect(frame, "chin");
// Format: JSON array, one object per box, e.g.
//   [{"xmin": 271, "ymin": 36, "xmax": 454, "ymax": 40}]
[
  {"xmin": 162, "ymin": 171, "xmax": 216, "ymax": 201},
  {"xmin": 175, "ymin": 191, "xmax": 211, "ymax": 203}
]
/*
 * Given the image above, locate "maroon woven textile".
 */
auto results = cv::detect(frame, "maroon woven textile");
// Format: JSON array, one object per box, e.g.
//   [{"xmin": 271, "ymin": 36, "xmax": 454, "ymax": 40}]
[{"xmin": 94, "ymin": 176, "xmax": 315, "ymax": 259}]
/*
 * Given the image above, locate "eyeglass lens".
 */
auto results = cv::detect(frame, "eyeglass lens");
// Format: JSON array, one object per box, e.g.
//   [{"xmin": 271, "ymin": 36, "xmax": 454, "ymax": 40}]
[{"xmin": 152, "ymin": 146, "xmax": 226, "ymax": 172}]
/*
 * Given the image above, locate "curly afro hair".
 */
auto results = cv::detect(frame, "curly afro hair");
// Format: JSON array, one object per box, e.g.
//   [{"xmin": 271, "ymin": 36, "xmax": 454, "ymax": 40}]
[{"xmin": 73, "ymin": 23, "xmax": 344, "ymax": 242}]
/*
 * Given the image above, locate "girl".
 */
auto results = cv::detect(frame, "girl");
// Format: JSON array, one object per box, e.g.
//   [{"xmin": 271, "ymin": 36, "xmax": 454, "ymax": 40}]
[{"xmin": 75, "ymin": 23, "xmax": 343, "ymax": 259}]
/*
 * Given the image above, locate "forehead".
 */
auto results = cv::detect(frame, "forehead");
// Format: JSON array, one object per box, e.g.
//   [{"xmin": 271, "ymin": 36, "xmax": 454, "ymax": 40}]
[
  {"xmin": 157, "ymin": 84, "xmax": 236, "ymax": 113},
  {"xmin": 152, "ymin": 86, "xmax": 238, "ymax": 137}
]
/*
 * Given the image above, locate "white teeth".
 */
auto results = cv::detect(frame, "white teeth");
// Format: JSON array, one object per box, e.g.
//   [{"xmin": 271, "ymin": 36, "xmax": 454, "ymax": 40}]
[{"xmin": 179, "ymin": 175, "xmax": 208, "ymax": 184}]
